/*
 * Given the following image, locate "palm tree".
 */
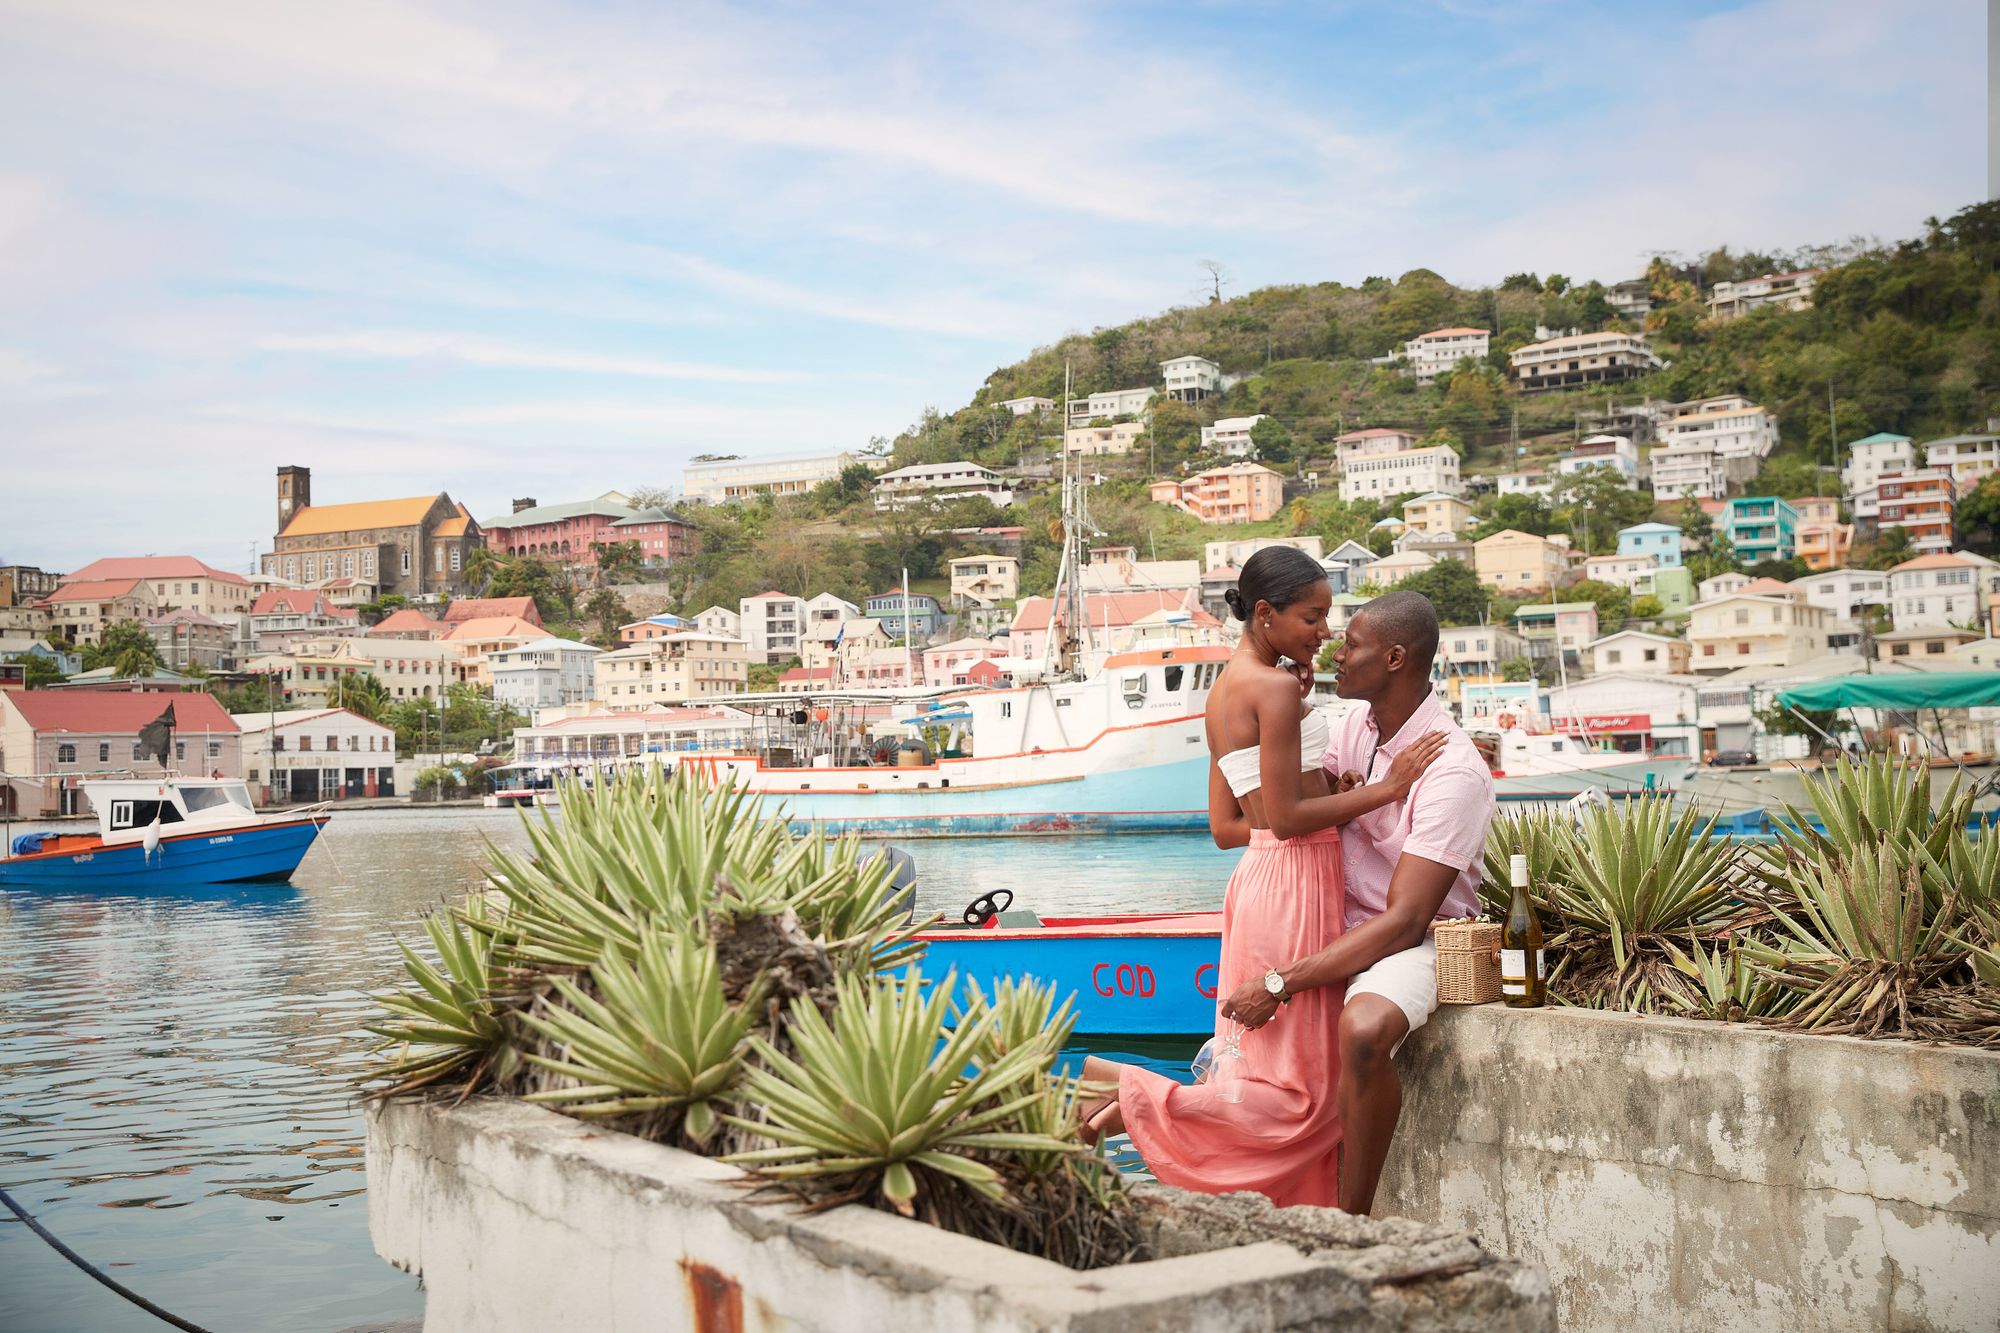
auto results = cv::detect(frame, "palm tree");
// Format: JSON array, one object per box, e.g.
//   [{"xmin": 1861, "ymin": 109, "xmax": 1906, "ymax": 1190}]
[
  {"xmin": 332, "ymin": 671, "xmax": 392, "ymax": 720},
  {"xmin": 462, "ymin": 547, "xmax": 506, "ymax": 597}
]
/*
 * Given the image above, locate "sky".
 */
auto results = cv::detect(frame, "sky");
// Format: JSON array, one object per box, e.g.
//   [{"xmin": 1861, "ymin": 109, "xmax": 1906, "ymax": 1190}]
[{"xmin": 0, "ymin": 0, "xmax": 1983, "ymax": 573}]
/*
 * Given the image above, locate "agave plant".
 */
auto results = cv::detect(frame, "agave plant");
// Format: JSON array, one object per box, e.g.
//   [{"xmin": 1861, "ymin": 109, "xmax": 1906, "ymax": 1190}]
[
  {"xmin": 1480, "ymin": 809, "xmax": 1569, "ymax": 919},
  {"xmin": 1775, "ymin": 756, "xmax": 1970, "ymax": 888},
  {"xmin": 725, "ymin": 970, "xmax": 1073, "ymax": 1220},
  {"xmin": 366, "ymin": 892, "xmax": 515, "ymax": 1098},
  {"xmin": 1545, "ymin": 796, "xmax": 1752, "ymax": 1011},
  {"xmin": 1744, "ymin": 839, "xmax": 2000, "ymax": 1044},
  {"xmin": 1662, "ymin": 932, "xmax": 1794, "ymax": 1023},
  {"xmin": 516, "ymin": 929, "xmax": 759, "ymax": 1147}
]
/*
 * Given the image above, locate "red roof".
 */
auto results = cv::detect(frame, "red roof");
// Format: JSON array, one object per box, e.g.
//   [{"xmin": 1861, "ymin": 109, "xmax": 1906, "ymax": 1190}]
[
  {"xmin": 65, "ymin": 556, "xmax": 248, "ymax": 585},
  {"xmin": 366, "ymin": 608, "xmax": 447, "ymax": 637},
  {"xmin": 252, "ymin": 588, "xmax": 328, "ymax": 616},
  {"xmin": 3, "ymin": 690, "xmax": 239, "ymax": 735},
  {"xmin": 1739, "ymin": 577, "xmax": 1795, "ymax": 596},
  {"xmin": 1009, "ymin": 590, "xmax": 1196, "ymax": 633},
  {"xmin": 46, "ymin": 578, "xmax": 146, "ymax": 603},
  {"xmin": 743, "ymin": 591, "xmax": 793, "ymax": 601},
  {"xmin": 779, "ymin": 666, "xmax": 835, "ymax": 683},
  {"xmin": 1891, "ymin": 553, "xmax": 1972, "ymax": 572},
  {"xmin": 443, "ymin": 596, "xmax": 542, "ymax": 626},
  {"xmin": 964, "ymin": 659, "xmax": 1008, "ymax": 683}
]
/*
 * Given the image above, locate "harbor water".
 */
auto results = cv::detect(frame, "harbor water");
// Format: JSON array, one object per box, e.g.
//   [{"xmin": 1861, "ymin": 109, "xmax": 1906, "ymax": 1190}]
[{"xmin": 0, "ymin": 808, "xmax": 1231, "ymax": 1333}]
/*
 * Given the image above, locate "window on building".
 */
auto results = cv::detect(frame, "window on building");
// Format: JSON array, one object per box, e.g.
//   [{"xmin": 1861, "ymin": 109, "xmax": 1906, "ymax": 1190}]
[
  {"xmin": 401, "ymin": 547, "xmax": 411, "ymax": 575},
  {"xmin": 56, "ymin": 743, "xmax": 76, "ymax": 764},
  {"xmin": 1926, "ymin": 641, "xmax": 1947, "ymax": 654},
  {"xmin": 299, "ymin": 735, "xmax": 312, "ymax": 751},
  {"xmin": 132, "ymin": 742, "xmax": 145, "ymax": 760},
  {"xmin": 176, "ymin": 742, "xmax": 186, "ymax": 760}
]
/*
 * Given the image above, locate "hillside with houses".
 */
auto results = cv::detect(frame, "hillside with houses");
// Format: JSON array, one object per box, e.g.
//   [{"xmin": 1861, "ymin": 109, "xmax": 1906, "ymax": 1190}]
[{"xmin": 4, "ymin": 201, "xmax": 1998, "ymax": 815}]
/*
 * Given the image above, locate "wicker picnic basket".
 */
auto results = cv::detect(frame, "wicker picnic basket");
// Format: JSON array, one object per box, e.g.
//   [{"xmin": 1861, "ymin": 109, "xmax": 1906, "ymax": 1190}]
[{"xmin": 1432, "ymin": 917, "xmax": 1502, "ymax": 1005}]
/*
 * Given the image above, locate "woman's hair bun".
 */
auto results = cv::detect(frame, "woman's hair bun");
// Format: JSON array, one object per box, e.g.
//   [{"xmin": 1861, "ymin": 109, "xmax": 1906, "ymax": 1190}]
[{"xmin": 1222, "ymin": 587, "xmax": 1249, "ymax": 621}]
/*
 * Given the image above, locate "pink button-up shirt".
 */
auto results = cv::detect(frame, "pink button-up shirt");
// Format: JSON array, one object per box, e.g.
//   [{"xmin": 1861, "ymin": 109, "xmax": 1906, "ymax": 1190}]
[{"xmin": 1322, "ymin": 690, "xmax": 1493, "ymax": 929}]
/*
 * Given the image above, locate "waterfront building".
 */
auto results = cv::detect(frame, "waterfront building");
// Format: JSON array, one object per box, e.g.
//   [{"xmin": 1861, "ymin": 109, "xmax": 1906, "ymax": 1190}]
[
  {"xmin": 1496, "ymin": 470, "xmax": 1555, "ymax": 498},
  {"xmin": 254, "ymin": 636, "xmax": 467, "ymax": 704},
  {"xmin": 44, "ymin": 578, "xmax": 161, "ymax": 648},
  {"xmin": 1153, "ymin": 463, "xmax": 1287, "ymax": 524},
  {"xmin": 1557, "ymin": 434, "xmax": 1639, "ymax": 481},
  {"xmin": 1078, "ymin": 546, "xmax": 1201, "ymax": 598},
  {"xmin": 1338, "ymin": 446, "xmax": 1461, "ymax": 503},
  {"xmin": 683, "ymin": 451, "xmax": 875, "ymax": 505},
  {"xmin": 738, "ymin": 592, "xmax": 804, "ymax": 665},
  {"xmin": 1511, "ymin": 603, "xmax": 1600, "ymax": 667},
  {"xmin": 1065, "ymin": 422, "xmax": 1145, "ymax": 456},
  {"xmin": 1720, "ymin": 496, "xmax": 1800, "ymax": 563},
  {"xmin": 1543, "ymin": 674, "xmax": 1704, "ymax": 760},
  {"xmin": 594, "ymin": 634, "xmax": 748, "ymax": 710},
  {"xmin": 922, "ymin": 637, "xmax": 1009, "ymax": 687},
  {"xmin": 1200, "ymin": 415, "xmax": 1267, "ymax": 458},
  {"xmin": 997, "ymin": 396, "xmax": 1055, "ymax": 417},
  {"xmin": 0, "ymin": 690, "xmax": 242, "ymax": 817},
  {"xmin": 145, "ymin": 610, "xmax": 235, "ymax": 672},
  {"xmin": 443, "ymin": 616, "xmax": 547, "ymax": 687},
  {"xmin": 949, "ymin": 555, "xmax": 1020, "ymax": 608},
  {"xmin": 872, "ymin": 462, "xmax": 1014, "ymax": 511},
  {"xmin": 1843, "ymin": 433, "xmax": 1918, "ymax": 521},
  {"xmin": 1617, "ymin": 522, "xmax": 1684, "ymax": 569},
  {"xmin": 692, "ymin": 605, "xmax": 742, "ymax": 640},
  {"xmin": 863, "ymin": 591, "xmax": 943, "ymax": 641},
  {"xmin": 1065, "ymin": 386, "xmax": 1156, "ymax": 429},
  {"xmin": 1586, "ymin": 630, "xmax": 1691, "ymax": 676},
  {"xmin": 1509, "ymin": 331, "xmax": 1661, "ymax": 394},
  {"xmin": 1889, "ymin": 553, "xmax": 1986, "ymax": 630},
  {"xmin": 1874, "ymin": 625, "xmax": 1982, "ymax": 663},
  {"xmin": 1953, "ymin": 637, "xmax": 2000, "ymax": 668},
  {"xmin": 1006, "ymin": 589, "xmax": 1202, "ymax": 662},
  {"xmin": 1922, "ymin": 433, "xmax": 2000, "ymax": 490},
  {"xmin": 1686, "ymin": 593, "xmax": 1831, "ymax": 671},
  {"xmin": 488, "ymin": 638, "xmax": 605, "ymax": 712},
  {"xmin": 1706, "ymin": 269, "xmax": 1822, "ymax": 320},
  {"xmin": 1871, "ymin": 470, "xmax": 1957, "ymax": 555},
  {"xmin": 61, "ymin": 557, "xmax": 253, "ymax": 618},
  {"xmin": 1474, "ymin": 529, "xmax": 1566, "ymax": 594},
  {"xmin": 1654, "ymin": 396, "xmax": 1781, "ymax": 463},
  {"xmin": 1401, "ymin": 492, "xmax": 1473, "ymax": 536},
  {"xmin": 262, "ymin": 467, "xmax": 480, "ymax": 599},
  {"xmin": 234, "ymin": 708, "xmax": 397, "ymax": 804},
  {"xmin": 1393, "ymin": 328, "xmax": 1490, "ymax": 386},
  {"xmin": 1160, "ymin": 355, "xmax": 1223, "ymax": 404},
  {"xmin": 511, "ymin": 706, "xmax": 754, "ymax": 770}
]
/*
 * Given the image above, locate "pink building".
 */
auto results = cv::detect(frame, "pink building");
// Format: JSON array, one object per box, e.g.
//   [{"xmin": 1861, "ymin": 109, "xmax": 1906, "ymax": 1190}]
[
  {"xmin": 0, "ymin": 690, "xmax": 243, "ymax": 816},
  {"xmin": 482, "ymin": 497, "xmax": 696, "ymax": 569},
  {"xmin": 922, "ymin": 637, "xmax": 1009, "ymax": 687}
]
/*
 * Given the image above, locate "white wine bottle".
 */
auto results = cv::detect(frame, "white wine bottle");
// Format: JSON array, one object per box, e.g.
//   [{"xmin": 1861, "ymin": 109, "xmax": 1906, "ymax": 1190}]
[{"xmin": 1500, "ymin": 852, "xmax": 1545, "ymax": 1008}]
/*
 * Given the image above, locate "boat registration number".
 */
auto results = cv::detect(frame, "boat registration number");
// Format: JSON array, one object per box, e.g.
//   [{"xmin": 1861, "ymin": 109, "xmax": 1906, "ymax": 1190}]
[{"xmin": 209, "ymin": 836, "xmax": 235, "ymax": 845}]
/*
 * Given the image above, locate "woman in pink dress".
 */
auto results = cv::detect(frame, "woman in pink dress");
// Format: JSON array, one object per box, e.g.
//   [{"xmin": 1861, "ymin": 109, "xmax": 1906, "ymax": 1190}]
[{"xmin": 1080, "ymin": 548, "xmax": 1443, "ymax": 1208}]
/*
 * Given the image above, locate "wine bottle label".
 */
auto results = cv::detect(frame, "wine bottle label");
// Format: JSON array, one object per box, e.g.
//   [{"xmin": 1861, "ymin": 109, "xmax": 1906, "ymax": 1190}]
[{"xmin": 1500, "ymin": 949, "xmax": 1544, "ymax": 994}]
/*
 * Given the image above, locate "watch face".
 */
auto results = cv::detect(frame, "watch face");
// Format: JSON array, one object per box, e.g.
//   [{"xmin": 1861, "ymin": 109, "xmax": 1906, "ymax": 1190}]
[{"xmin": 1265, "ymin": 970, "xmax": 1284, "ymax": 994}]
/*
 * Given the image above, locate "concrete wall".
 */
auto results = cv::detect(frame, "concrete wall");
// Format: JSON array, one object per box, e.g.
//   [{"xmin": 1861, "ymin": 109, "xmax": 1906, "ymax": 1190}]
[
  {"xmin": 1382, "ymin": 1005, "xmax": 2000, "ymax": 1333},
  {"xmin": 369, "ymin": 1097, "xmax": 1551, "ymax": 1333}
]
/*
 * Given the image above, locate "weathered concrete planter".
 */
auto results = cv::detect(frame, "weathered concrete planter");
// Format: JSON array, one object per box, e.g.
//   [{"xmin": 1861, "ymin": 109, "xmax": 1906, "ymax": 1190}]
[
  {"xmin": 367, "ymin": 1097, "xmax": 1551, "ymax": 1332},
  {"xmin": 1381, "ymin": 1005, "xmax": 2000, "ymax": 1333}
]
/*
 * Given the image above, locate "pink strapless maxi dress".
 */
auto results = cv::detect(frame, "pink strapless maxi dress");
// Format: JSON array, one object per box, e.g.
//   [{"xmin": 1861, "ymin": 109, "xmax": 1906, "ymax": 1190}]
[{"xmin": 1116, "ymin": 826, "xmax": 1345, "ymax": 1208}]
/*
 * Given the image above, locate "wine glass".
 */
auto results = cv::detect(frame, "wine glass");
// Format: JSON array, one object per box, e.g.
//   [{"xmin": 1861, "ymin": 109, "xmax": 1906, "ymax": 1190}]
[{"xmin": 1210, "ymin": 1020, "xmax": 1248, "ymax": 1104}]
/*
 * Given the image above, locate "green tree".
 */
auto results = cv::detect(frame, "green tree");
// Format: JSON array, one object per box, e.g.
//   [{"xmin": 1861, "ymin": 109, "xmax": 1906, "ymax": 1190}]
[
  {"xmin": 20, "ymin": 653, "xmax": 68, "ymax": 688},
  {"xmin": 1248, "ymin": 416, "xmax": 1295, "ymax": 464},
  {"xmin": 1500, "ymin": 657, "xmax": 1534, "ymax": 682},
  {"xmin": 82, "ymin": 620, "xmax": 166, "ymax": 677},
  {"xmin": 592, "ymin": 540, "xmax": 643, "ymax": 583},
  {"xmin": 329, "ymin": 671, "xmax": 391, "ymax": 720},
  {"xmin": 1481, "ymin": 493, "xmax": 1559, "ymax": 536},
  {"xmin": 461, "ymin": 547, "xmax": 504, "ymax": 596},
  {"xmin": 585, "ymin": 589, "xmax": 630, "ymax": 647},
  {"xmin": 1956, "ymin": 473, "xmax": 2000, "ymax": 553},
  {"xmin": 1564, "ymin": 578, "xmax": 1632, "ymax": 632},
  {"xmin": 1386, "ymin": 558, "xmax": 1488, "ymax": 626},
  {"xmin": 1858, "ymin": 527, "xmax": 1915, "ymax": 571},
  {"xmin": 1629, "ymin": 595, "xmax": 1664, "ymax": 620}
]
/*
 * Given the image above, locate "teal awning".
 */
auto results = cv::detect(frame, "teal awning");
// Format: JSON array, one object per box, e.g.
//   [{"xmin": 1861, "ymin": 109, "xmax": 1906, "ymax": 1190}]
[{"xmin": 1777, "ymin": 672, "xmax": 2000, "ymax": 711}]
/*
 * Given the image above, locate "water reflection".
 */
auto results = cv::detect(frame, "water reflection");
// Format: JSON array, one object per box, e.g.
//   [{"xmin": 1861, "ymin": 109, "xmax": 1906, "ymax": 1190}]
[{"xmin": 0, "ymin": 809, "xmax": 1225, "ymax": 1332}]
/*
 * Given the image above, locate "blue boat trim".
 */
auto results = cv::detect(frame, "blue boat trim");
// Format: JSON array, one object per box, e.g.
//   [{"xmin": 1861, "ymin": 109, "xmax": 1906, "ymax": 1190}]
[{"xmin": 0, "ymin": 818, "xmax": 324, "ymax": 889}]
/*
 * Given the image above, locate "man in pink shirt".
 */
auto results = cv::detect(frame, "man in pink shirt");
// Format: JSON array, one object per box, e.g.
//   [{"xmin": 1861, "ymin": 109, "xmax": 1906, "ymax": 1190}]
[{"xmin": 1224, "ymin": 590, "xmax": 1495, "ymax": 1214}]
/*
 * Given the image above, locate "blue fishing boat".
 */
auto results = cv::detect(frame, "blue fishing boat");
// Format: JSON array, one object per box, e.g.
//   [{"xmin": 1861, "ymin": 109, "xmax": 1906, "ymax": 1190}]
[
  {"xmin": 917, "ymin": 905, "xmax": 1222, "ymax": 1036},
  {"xmin": 0, "ymin": 777, "xmax": 327, "ymax": 890}
]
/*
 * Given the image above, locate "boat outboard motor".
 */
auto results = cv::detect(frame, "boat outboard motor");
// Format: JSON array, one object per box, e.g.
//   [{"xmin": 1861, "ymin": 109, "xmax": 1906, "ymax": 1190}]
[{"xmin": 874, "ymin": 845, "xmax": 918, "ymax": 924}]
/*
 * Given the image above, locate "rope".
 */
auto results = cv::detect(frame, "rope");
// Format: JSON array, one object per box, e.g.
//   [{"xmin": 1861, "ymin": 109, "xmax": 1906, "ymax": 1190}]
[{"xmin": 0, "ymin": 1183, "xmax": 218, "ymax": 1333}]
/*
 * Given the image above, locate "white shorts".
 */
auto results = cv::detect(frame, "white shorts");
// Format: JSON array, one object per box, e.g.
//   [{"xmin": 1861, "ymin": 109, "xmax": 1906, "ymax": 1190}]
[{"xmin": 1344, "ymin": 938, "xmax": 1438, "ymax": 1058}]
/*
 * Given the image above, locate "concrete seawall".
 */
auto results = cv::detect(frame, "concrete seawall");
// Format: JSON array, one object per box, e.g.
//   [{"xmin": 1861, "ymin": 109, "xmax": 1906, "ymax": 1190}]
[{"xmin": 1382, "ymin": 1004, "xmax": 2000, "ymax": 1332}]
